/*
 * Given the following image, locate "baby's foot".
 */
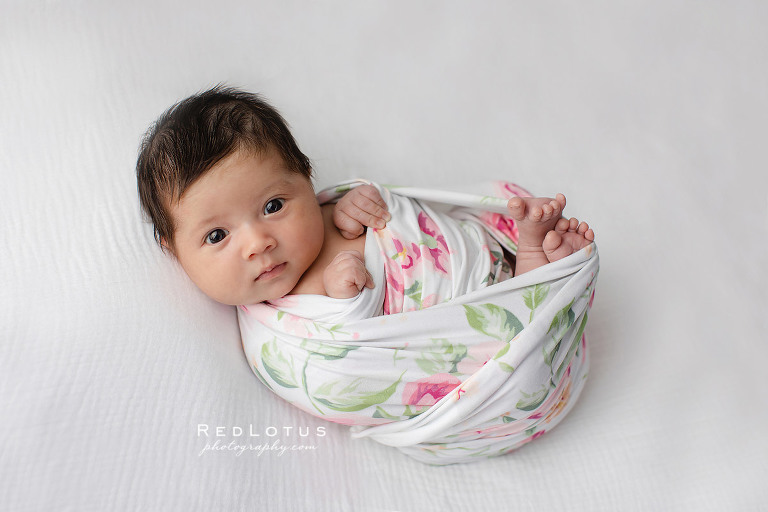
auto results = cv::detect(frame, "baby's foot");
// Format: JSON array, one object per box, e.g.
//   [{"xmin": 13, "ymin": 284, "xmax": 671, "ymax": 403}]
[
  {"xmin": 543, "ymin": 217, "xmax": 595, "ymax": 263},
  {"xmin": 507, "ymin": 194, "xmax": 567, "ymax": 276}
]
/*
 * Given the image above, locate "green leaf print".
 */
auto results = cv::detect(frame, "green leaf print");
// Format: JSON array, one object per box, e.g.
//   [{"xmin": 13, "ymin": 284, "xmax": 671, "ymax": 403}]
[
  {"xmin": 543, "ymin": 336, "xmax": 561, "ymax": 368},
  {"xmin": 464, "ymin": 303, "xmax": 524, "ymax": 342},
  {"xmin": 490, "ymin": 249, "xmax": 503, "ymax": 266},
  {"xmin": 261, "ymin": 338, "xmax": 299, "ymax": 389},
  {"xmin": 415, "ymin": 338, "xmax": 468, "ymax": 375},
  {"xmin": 404, "ymin": 281, "xmax": 424, "ymax": 308},
  {"xmin": 300, "ymin": 338, "xmax": 356, "ymax": 361},
  {"xmin": 372, "ymin": 404, "xmax": 429, "ymax": 421},
  {"xmin": 422, "ymin": 235, "xmax": 438, "ymax": 250},
  {"xmin": 480, "ymin": 195, "xmax": 503, "ymax": 206},
  {"xmin": 313, "ymin": 372, "xmax": 405, "ymax": 412},
  {"xmin": 250, "ymin": 363, "xmax": 275, "ymax": 392},
  {"xmin": 555, "ymin": 312, "xmax": 588, "ymax": 380},
  {"xmin": 544, "ymin": 300, "xmax": 576, "ymax": 366},
  {"xmin": 498, "ymin": 362, "xmax": 515, "ymax": 373},
  {"xmin": 372, "ymin": 406, "xmax": 400, "ymax": 421},
  {"xmin": 310, "ymin": 322, "xmax": 351, "ymax": 340},
  {"xmin": 522, "ymin": 283, "xmax": 550, "ymax": 322},
  {"xmin": 547, "ymin": 299, "xmax": 576, "ymax": 338},
  {"xmin": 492, "ymin": 342, "xmax": 510, "ymax": 360},
  {"xmin": 402, "ymin": 404, "xmax": 429, "ymax": 418},
  {"xmin": 516, "ymin": 387, "xmax": 549, "ymax": 411}
]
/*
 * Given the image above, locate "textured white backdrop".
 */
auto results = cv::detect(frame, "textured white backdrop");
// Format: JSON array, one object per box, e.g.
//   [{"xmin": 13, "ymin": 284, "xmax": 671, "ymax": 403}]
[{"xmin": 1, "ymin": 1, "xmax": 766, "ymax": 510}]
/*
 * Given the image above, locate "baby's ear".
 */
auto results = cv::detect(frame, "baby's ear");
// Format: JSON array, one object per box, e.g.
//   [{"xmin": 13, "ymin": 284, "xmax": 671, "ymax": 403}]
[{"xmin": 159, "ymin": 237, "xmax": 175, "ymax": 256}]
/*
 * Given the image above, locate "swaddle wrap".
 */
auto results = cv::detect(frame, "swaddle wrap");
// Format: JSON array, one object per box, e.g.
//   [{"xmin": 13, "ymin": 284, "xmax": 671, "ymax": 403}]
[{"xmin": 238, "ymin": 180, "xmax": 599, "ymax": 465}]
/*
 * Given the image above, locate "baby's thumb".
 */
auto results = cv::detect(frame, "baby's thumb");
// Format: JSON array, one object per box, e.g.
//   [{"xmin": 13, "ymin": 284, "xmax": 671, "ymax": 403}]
[{"xmin": 339, "ymin": 230, "xmax": 358, "ymax": 240}]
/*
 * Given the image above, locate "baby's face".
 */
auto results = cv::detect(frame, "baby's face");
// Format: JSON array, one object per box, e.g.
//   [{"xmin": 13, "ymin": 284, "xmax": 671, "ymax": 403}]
[{"xmin": 168, "ymin": 149, "xmax": 324, "ymax": 305}]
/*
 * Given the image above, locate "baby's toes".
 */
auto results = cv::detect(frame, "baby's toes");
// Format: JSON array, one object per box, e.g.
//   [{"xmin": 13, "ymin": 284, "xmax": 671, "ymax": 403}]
[
  {"xmin": 544, "ymin": 230, "xmax": 573, "ymax": 263},
  {"xmin": 530, "ymin": 205, "xmax": 544, "ymax": 221},
  {"xmin": 507, "ymin": 197, "xmax": 526, "ymax": 220},
  {"xmin": 584, "ymin": 228, "xmax": 595, "ymax": 241},
  {"xmin": 543, "ymin": 230, "xmax": 562, "ymax": 252},
  {"xmin": 577, "ymin": 221, "xmax": 590, "ymax": 235},
  {"xmin": 555, "ymin": 193, "xmax": 567, "ymax": 210},
  {"xmin": 549, "ymin": 198, "xmax": 562, "ymax": 217},
  {"xmin": 555, "ymin": 217, "xmax": 571, "ymax": 233},
  {"xmin": 540, "ymin": 203, "xmax": 554, "ymax": 221}
]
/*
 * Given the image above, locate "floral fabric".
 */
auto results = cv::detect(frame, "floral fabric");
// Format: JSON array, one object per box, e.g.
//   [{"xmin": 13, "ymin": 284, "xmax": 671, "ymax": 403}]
[{"xmin": 238, "ymin": 180, "xmax": 599, "ymax": 465}]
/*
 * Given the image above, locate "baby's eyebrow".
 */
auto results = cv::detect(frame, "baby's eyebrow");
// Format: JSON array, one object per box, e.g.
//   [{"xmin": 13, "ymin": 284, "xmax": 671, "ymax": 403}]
[
  {"xmin": 191, "ymin": 215, "xmax": 220, "ymax": 233},
  {"xmin": 186, "ymin": 178, "xmax": 295, "ymax": 234}
]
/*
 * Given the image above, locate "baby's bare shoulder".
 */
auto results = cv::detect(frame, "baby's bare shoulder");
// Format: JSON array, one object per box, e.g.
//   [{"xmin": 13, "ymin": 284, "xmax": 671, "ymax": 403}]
[{"xmin": 321, "ymin": 204, "xmax": 366, "ymax": 255}]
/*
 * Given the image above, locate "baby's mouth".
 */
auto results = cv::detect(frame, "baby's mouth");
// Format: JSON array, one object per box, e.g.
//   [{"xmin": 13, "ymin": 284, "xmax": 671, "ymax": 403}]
[{"xmin": 256, "ymin": 262, "xmax": 286, "ymax": 281}]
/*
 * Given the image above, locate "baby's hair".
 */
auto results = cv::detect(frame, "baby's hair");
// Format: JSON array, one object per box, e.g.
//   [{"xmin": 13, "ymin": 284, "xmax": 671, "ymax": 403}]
[{"xmin": 136, "ymin": 85, "xmax": 312, "ymax": 252}]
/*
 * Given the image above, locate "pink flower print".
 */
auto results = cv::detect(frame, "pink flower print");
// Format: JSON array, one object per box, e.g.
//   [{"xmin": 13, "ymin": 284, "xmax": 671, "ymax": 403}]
[
  {"xmin": 420, "ymin": 293, "xmax": 438, "ymax": 309},
  {"xmin": 496, "ymin": 214, "xmax": 519, "ymax": 244},
  {"xmin": 495, "ymin": 181, "xmax": 532, "ymax": 199},
  {"xmin": 249, "ymin": 304, "xmax": 314, "ymax": 338},
  {"xmin": 383, "ymin": 235, "xmax": 422, "ymax": 314},
  {"xmin": 268, "ymin": 295, "xmax": 301, "ymax": 308},
  {"xmin": 284, "ymin": 317, "xmax": 315, "ymax": 338},
  {"xmin": 402, "ymin": 373, "xmax": 462, "ymax": 406},
  {"xmin": 540, "ymin": 379, "xmax": 572, "ymax": 424},
  {"xmin": 383, "ymin": 251, "xmax": 404, "ymax": 315},
  {"xmin": 473, "ymin": 420, "xmax": 532, "ymax": 438},
  {"xmin": 479, "ymin": 212, "xmax": 520, "ymax": 246},
  {"xmin": 510, "ymin": 429, "xmax": 547, "ymax": 451},
  {"xmin": 589, "ymin": 289, "xmax": 596, "ymax": 308},
  {"xmin": 392, "ymin": 237, "xmax": 421, "ymax": 277},
  {"xmin": 417, "ymin": 212, "xmax": 450, "ymax": 276},
  {"xmin": 248, "ymin": 303, "xmax": 279, "ymax": 325},
  {"xmin": 455, "ymin": 341, "xmax": 506, "ymax": 375}
]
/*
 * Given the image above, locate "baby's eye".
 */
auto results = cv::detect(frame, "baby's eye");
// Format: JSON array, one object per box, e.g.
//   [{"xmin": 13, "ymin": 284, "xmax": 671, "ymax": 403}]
[
  {"xmin": 264, "ymin": 198, "xmax": 285, "ymax": 215},
  {"xmin": 205, "ymin": 229, "xmax": 228, "ymax": 245}
]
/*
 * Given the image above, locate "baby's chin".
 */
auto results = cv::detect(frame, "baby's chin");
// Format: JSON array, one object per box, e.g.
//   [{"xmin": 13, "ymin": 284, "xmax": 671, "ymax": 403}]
[
  {"xmin": 206, "ymin": 294, "xmax": 244, "ymax": 307},
  {"xmin": 231, "ymin": 284, "xmax": 296, "ymax": 307},
  {"xmin": 204, "ymin": 289, "xmax": 261, "ymax": 307}
]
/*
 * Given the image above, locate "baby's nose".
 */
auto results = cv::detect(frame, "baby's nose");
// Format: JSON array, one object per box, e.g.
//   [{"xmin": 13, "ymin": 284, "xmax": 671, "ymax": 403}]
[{"xmin": 242, "ymin": 228, "xmax": 276, "ymax": 259}]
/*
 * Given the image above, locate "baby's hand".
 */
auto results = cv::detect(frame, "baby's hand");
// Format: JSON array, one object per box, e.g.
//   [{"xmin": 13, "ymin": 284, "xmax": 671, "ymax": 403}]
[
  {"xmin": 323, "ymin": 250, "xmax": 374, "ymax": 299},
  {"xmin": 333, "ymin": 184, "xmax": 391, "ymax": 239}
]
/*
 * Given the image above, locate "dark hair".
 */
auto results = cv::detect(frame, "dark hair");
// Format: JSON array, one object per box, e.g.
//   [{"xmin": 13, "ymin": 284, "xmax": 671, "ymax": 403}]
[{"xmin": 136, "ymin": 85, "xmax": 312, "ymax": 252}]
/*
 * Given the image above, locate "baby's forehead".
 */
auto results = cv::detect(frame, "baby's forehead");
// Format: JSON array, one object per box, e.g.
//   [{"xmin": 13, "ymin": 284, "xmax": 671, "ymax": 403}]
[{"xmin": 170, "ymin": 156, "xmax": 309, "ymax": 229}]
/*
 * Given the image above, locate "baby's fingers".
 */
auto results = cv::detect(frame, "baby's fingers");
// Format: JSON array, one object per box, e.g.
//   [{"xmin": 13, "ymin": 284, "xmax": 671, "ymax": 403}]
[
  {"xmin": 333, "ymin": 210, "xmax": 365, "ymax": 239},
  {"xmin": 349, "ymin": 186, "xmax": 391, "ymax": 228},
  {"xmin": 333, "ymin": 251, "xmax": 373, "ymax": 289}
]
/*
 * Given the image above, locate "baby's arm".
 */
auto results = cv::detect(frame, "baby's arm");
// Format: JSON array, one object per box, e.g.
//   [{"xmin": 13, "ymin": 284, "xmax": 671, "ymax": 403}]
[
  {"xmin": 333, "ymin": 185, "xmax": 391, "ymax": 239},
  {"xmin": 323, "ymin": 250, "xmax": 374, "ymax": 299}
]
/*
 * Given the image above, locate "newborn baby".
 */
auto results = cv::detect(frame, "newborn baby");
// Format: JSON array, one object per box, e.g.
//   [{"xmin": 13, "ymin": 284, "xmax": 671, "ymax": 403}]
[{"xmin": 136, "ymin": 86, "xmax": 594, "ymax": 307}]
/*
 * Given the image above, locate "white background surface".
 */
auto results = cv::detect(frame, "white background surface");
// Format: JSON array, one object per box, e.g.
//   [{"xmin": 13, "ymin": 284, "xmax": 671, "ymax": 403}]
[{"xmin": 2, "ymin": 1, "xmax": 766, "ymax": 510}]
